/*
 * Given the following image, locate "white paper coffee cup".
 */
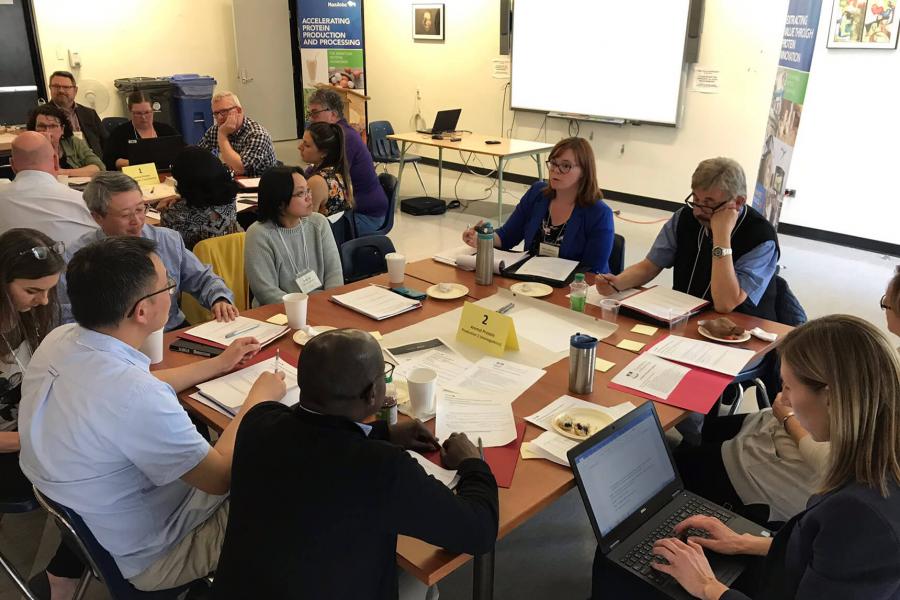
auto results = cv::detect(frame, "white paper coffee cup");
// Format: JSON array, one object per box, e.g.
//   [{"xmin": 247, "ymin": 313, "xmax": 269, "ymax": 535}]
[{"xmin": 283, "ymin": 293, "xmax": 309, "ymax": 330}]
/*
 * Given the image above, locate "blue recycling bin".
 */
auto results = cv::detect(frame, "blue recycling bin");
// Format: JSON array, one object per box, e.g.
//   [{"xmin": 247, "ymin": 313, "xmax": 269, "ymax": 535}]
[{"xmin": 168, "ymin": 74, "xmax": 217, "ymax": 145}]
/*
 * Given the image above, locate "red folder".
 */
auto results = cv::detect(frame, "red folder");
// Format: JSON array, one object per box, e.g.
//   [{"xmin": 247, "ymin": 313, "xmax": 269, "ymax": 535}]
[
  {"xmin": 177, "ymin": 326, "xmax": 291, "ymax": 350},
  {"xmin": 423, "ymin": 420, "xmax": 525, "ymax": 489},
  {"xmin": 607, "ymin": 335, "xmax": 734, "ymax": 414}
]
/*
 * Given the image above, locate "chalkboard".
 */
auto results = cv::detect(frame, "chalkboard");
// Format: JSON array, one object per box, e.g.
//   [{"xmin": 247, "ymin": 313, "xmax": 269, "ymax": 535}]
[{"xmin": 0, "ymin": 0, "xmax": 43, "ymax": 126}]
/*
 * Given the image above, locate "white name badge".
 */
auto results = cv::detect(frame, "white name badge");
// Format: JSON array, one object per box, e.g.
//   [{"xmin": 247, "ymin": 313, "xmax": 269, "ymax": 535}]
[
  {"xmin": 538, "ymin": 242, "xmax": 560, "ymax": 258},
  {"xmin": 295, "ymin": 269, "xmax": 322, "ymax": 293},
  {"xmin": 73, "ymin": 131, "xmax": 84, "ymax": 140}
]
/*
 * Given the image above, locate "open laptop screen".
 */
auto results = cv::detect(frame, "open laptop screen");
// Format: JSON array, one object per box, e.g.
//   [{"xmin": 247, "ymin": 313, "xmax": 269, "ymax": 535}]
[{"xmin": 572, "ymin": 404, "xmax": 676, "ymax": 536}]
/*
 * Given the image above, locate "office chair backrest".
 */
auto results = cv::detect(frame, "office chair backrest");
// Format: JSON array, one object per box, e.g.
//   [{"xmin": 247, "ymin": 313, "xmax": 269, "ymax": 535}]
[
  {"xmin": 182, "ymin": 232, "xmax": 248, "ymax": 324},
  {"xmin": 608, "ymin": 234, "xmax": 625, "ymax": 276},
  {"xmin": 774, "ymin": 275, "xmax": 807, "ymax": 326},
  {"xmin": 368, "ymin": 121, "xmax": 399, "ymax": 161},
  {"xmin": 362, "ymin": 172, "xmax": 398, "ymax": 237},
  {"xmin": 330, "ymin": 209, "xmax": 358, "ymax": 248},
  {"xmin": 101, "ymin": 117, "xmax": 129, "ymax": 137},
  {"xmin": 339, "ymin": 235, "xmax": 396, "ymax": 283}
]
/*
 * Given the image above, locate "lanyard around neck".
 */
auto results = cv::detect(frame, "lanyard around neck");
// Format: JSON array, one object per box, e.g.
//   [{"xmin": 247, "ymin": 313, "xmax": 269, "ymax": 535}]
[{"xmin": 276, "ymin": 221, "xmax": 310, "ymax": 275}]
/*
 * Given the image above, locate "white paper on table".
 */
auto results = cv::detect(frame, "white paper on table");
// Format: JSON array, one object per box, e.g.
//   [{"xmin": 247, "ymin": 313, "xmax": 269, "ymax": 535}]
[
  {"xmin": 196, "ymin": 357, "xmax": 298, "ymax": 411},
  {"xmin": 513, "ymin": 256, "xmax": 578, "ymax": 280},
  {"xmin": 237, "ymin": 177, "xmax": 261, "ymax": 188},
  {"xmin": 526, "ymin": 395, "xmax": 636, "ymax": 431},
  {"xmin": 394, "ymin": 348, "xmax": 473, "ymax": 389},
  {"xmin": 236, "ymin": 201, "xmax": 257, "ymax": 212},
  {"xmin": 236, "ymin": 192, "xmax": 258, "ymax": 201},
  {"xmin": 580, "ymin": 286, "xmax": 641, "ymax": 307},
  {"xmin": 528, "ymin": 431, "xmax": 578, "ymax": 466},
  {"xmin": 146, "ymin": 207, "xmax": 162, "ymax": 220},
  {"xmin": 185, "ymin": 316, "xmax": 290, "ymax": 347},
  {"xmin": 448, "ymin": 357, "xmax": 545, "ymax": 403},
  {"xmin": 646, "ymin": 335, "xmax": 755, "ymax": 377},
  {"xmin": 455, "ymin": 249, "xmax": 529, "ymax": 274},
  {"xmin": 513, "ymin": 308, "xmax": 580, "ymax": 353},
  {"xmin": 620, "ymin": 286, "xmax": 708, "ymax": 322},
  {"xmin": 436, "ymin": 388, "xmax": 517, "ymax": 447},
  {"xmin": 433, "ymin": 244, "xmax": 476, "ymax": 266},
  {"xmin": 67, "ymin": 176, "xmax": 92, "ymax": 185},
  {"xmin": 610, "ymin": 354, "xmax": 690, "ymax": 400},
  {"xmin": 330, "ymin": 286, "xmax": 420, "ymax": 320},
  {"xmin": 407, "ymin": 450, "xmax": 459, "ymax": 489}
]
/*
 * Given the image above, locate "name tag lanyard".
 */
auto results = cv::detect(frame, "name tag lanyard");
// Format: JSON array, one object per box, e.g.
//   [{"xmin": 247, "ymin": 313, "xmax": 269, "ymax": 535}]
[{"xmin": 276, "ymin": 222, "xmax": 311, "ymax": 277}]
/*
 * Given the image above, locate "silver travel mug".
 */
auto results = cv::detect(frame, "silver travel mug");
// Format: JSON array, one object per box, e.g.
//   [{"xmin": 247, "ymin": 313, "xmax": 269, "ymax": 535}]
[
  {"xmin": 569, "ymin": 333, "xmax": 598, "ymax": 395},
  {"xmin": 475, "ymin": 222, "xmax": 495, "ymax": 286}
]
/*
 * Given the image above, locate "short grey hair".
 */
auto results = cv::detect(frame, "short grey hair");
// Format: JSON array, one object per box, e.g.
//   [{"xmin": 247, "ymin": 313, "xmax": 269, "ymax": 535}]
[
  {"xmin": 212, "ymin": 90, "xmax": 242, "ymax": 107},
  {"xmin": 308, "ymin": 89, "xmax": 344, "ymax": 119},
  {"xmin": 691, "ymin": 157, "xmax": 747, "ymax": 199},
  {"xmin": 83, "ymin": 171, "xmax": 141, "ymax": 215}
]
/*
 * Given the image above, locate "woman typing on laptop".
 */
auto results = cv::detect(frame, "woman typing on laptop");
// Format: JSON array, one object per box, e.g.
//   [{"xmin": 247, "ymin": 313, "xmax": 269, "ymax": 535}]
[{"xmin": 104, "ymin": 90, "xmax": 179, "ymax": 169}]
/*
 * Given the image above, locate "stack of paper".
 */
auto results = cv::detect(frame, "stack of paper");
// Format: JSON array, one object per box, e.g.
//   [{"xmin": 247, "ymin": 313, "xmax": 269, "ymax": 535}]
[
  {"xmin": 433, "ymin": 244, "xmax": 476, "ymax": 266},
  {"xmin": 619, "ymin": 286, "xmax": 709, "ymax": 322},
  {"xmin": 447, "ymin": 357, "xmax": 545, "ymax": 404},
  {"xmin": 196, "ymin": 357, "xmax": 298, "ymax": 415},
  {"xmin": 183, "ymin": 316, "xmax": 290, "ymax": 348},
  {"xmin": 236, "ymin": 177, "xmax": 261, "ymax": 188},
  {"xmin": 646, "ymin": 335, "xmax": 755, "ymax": 376},
  {"xmin": 330, "ymin": 286, "xmax": 421, "ymax": 320},
  {"xmin": 610, "ymin": 354, "xmax": 690, "ymax": 400},
  {"xmin": 513, "ymin": 256, "xmax": 579, "ymax": 281},
  {"xmin": 455, "ymin": 249, "xmax": 529, "ymax": 274},
  {"xmin": 579, "ymin": 285, "xmax": 641, "ymax": 307},
  {"xmin": 407, "ymin": 450, "xmax": 459, "ymax": 489},
  {"xmin": 436, "ymin": 388, "xmax": 517, "ymax": 448},
  {"xmin": 393, "ymin": 347, "xmax": 473, "ymax": 389}
]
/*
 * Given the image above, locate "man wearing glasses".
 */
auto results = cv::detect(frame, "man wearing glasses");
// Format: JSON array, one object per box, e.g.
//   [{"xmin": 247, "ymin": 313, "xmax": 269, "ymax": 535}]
[
  {"xmin": 59, "ymin": 171, "xmax": 240, "ymax": 330},
  {"xmin": 47, "ymin": 71, "xmax": 106, "ymax": 157},
  {"xmin": 595, "ymin": 157, "xmax": 779, "ymax": 320},
  {"xmin": 19, "ymin": 236, "xmax": 287, "ymax": 595},
  {"xmin": 197, "ymin": 91, "xmax": 277, "ymax": 177}
]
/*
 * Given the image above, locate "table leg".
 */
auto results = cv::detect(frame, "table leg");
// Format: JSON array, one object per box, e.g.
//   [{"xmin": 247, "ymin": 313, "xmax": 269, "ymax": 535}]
[
  {"xmin": 496, "ymin": 158, "xmax": 506, "ymax": 223},
  {"xmin": 437, "ymin": 146, "xmax": 444, "ymax": 201},
  {"xmin": 472, "ymin": 550, "xmax": 495, "ymax": 600},
  {"xmin": 397, "ymin": 141, "xmax": 408, "ymax": 195},
  {"xmin": 535, "ymin": 153, "xmax": 544, "ymax": 181}
]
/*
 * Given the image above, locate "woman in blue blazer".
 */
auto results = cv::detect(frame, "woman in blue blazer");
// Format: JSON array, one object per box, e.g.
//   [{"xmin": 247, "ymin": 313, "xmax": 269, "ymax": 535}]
[
  {"xmin": 595, "ymin": 314, "xmax": 900, "ymax": 600},
  {"xmin": 462, "ymin": 137, "xmax": 614, "ymax": 273}
]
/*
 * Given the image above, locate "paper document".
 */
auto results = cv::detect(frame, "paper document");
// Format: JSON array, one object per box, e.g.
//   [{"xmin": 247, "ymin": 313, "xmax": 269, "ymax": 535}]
[
  {"xmin": 582, "ymin": 285, "xmax": 641, "ymax": 307},
  {"xmin": 514, "ymin": 256, "xmax": 578, "ymax": 281},
  {"xmin": 610, "ymin": 354, "xmax": 690, "ymax": 400},
  {"xmin": 513, "ymin": 308, "xmax": 578, "ymax": 353},
  {"xmin": 456, "ymin": 249, "xmax": 528, "ymax": 274},
  {"xmin": 407, "ymin": 450, "xmax": 459, "ymax": 489},
  {"xmin": 146, "ymin": 207, "xmax": 162, "ymax": 220},
  {"xmin": 526, "ymin": 395, "xmax": 635, "ymax": 431},
  {"xmin": 326, "ymin": 210, "xmax": 345, "ymax": 224},
  {"xmin": 394, "ymin": 347, "xmax": 473, "ymax": 389},
  {"xmin": 528, "ymin": 431, "xmax": 578, "ymax": 466},
  {"xmin": 67, "ymin": 176, "xmax": 92, "ymax": 185},
  {"xmin": 237, "ymin": 177, "xmax": 261, "ymax": 188},
  {"xmin": 196, "ymin": 357, "xmax": 298, "ymax": 413},
  {"xmin": 185, "ymin": 316, "xmax": 289, "ymax": 347},
  {"xmin": 436, "ymin": 389, "xmax": 517, "ymax": 447},
  {"xmin": 330, "ymin": 286, "xmax": 421, "ymax": 320},
  {"xmin": 236, "ymin": 201, "xmax": 257, "ymax": 212},
  {"xmin": 620, "ymin": 286, "xmax": 708, "ymax": 322},
  {"xmin": 646, "ymin": 336, "xmax": 755, "ymax": 377},
  {"xmin": 448, "ymin": 357, "xmax": 545, "ymax": 403},
  {"xmin": 433, "ymin": 244, "xmax": 475, "ymax": 266}
]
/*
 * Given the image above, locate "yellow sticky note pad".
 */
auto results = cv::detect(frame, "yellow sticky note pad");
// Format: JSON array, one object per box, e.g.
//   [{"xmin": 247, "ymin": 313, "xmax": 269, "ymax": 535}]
[
  {"xmin": 266, "ymin": 313, "xmax": 289, "ymax": 325},
  {"xmin": 617, "ymin": 339, "xmax": 646, "ymax": 352},
  {"xmin": 520, "ymin": 442, "xmax": 541, "ymax": 460},
  {"xmin": 631, "ymin": 324, "xmax": 659, "ymax": 336},
  {"xmin": 456, "ymin": 302, "xmax": 519, "ymax": 357},
  {"xmin": 122, "ymin": 163, "xmax": 160, "ymax": 189},
  {"xmin": 595, "ymin": 358, "xmax": 616, "ymax": 372},
  {"xmin": 369, "ymin": 331, "xmax": 383, "ymax": 340}
]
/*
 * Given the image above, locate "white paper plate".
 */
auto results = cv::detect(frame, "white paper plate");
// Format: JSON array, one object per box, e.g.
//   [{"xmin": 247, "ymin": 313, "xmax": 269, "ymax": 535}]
[
  {"xmin": 510, "ymin": 282, "xmax": 553, "ymax": 298},
  {"xmin": 697, "ymin": 324, "xmax": 751, "ymax": 344},
  {"xmin": 552, "ymin": 408, "xmax": 614, "ymax": 441},
  {"xmin": 292, "ymin": 325, "xmax": 337, "ymax": 345},
  {"xmin": 426, "ymin": 283, "xmax": 469, "ymax": 300}
]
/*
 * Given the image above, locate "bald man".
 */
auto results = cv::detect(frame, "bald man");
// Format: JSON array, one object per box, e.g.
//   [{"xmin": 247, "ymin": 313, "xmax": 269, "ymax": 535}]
[{"xmin": 0, "ymin": 132, "xmax": 97, "ymax": 246}]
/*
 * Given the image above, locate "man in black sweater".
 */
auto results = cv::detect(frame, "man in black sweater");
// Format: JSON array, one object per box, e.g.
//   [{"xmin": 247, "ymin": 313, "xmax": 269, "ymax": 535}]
[{"xmin": 212, "ymin": 329, "xmax": 499, "ymax": 599}]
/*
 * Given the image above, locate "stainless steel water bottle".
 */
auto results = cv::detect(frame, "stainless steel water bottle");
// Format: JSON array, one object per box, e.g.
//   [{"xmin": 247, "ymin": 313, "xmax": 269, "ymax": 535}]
[
  {"xmin": 569, "ymin": 333, "xmax": 598, "ymax": 395},
  {"xmin": 475, "ymin": 222, "xmax": 495, "ymax": 286}
]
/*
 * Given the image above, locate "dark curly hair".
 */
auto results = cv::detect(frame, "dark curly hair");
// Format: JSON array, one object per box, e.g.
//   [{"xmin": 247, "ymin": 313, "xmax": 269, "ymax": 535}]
[{"xmin": 26, "ymin": 103, "xmax": 74, "ymax": 140}]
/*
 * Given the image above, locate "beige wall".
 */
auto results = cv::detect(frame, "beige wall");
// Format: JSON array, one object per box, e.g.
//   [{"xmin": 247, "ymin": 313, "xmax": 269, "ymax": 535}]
[
  {"xmin": 364, "ymin": 0, "xmax": 789, "ymax": 206},
  {"xmin": 32, "ymin": 0, "xmax": 239, "ymax": 118}
]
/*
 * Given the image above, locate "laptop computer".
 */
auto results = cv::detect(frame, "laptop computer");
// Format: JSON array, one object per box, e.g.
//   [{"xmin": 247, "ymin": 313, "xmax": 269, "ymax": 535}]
[
  {"xmin": 127, "ymin": 135, "xmax": 185, "ymax": 171},
  {"xmin": 416, "ymin": 109, "xmax": 462, "ymax": 135},
  {"xmin": 568, "ymin": 402, "xmax": 769, "ymax": 599}
]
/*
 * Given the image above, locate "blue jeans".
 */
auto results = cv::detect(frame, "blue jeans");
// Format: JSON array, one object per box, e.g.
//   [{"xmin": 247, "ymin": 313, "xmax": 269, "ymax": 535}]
[{"xmin": 355, "ymin": 212, "xmax": 386, "ymax": 235}]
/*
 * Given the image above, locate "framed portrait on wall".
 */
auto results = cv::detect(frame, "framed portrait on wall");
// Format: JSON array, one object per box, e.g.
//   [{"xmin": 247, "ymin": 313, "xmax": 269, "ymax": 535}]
[
  {"xmin": 827, "ymin": 0, "xmax": 899, "ymax": 49},
  {"xmin": 413, "ymin": 3, "xmax": 444, "ymax": 41}
]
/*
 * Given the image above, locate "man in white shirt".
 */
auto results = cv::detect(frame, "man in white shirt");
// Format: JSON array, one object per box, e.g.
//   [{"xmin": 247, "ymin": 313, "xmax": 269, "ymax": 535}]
[{"xmin": 0, "ymin": 132, "xmax": 97, "ymax": 246}]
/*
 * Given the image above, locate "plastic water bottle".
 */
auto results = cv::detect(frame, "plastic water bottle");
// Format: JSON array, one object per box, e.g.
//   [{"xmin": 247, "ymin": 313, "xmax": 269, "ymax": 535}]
[
  {"xmin": 475, "ymin": 222, "xmax": 495, "ymax": 286},
  {"xmin": 569, "ymin": 273, "xmax": 588, "ymax": 312}
]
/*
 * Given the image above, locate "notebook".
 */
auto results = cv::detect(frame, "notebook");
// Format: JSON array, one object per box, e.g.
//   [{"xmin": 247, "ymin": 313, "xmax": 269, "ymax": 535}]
[
  {"xmin": 619, "ymin": 286, "xmax": 709, "ymax": 323},
  {"xmin": 180, "ymin": 316, "xmax": 290, "ymax": 349},
  {"xmin": 330, "ymin": 286, "xmax": 422, "ymax": 320},
  {"xmin": 196, "ymin": 356, "xmax": 298, "ymax": 415}
]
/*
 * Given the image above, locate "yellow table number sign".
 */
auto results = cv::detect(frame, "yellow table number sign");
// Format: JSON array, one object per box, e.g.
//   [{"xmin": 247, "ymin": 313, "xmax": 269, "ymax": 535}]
[
  {"xmin": 456, "ymin": 302, "xmax": 519, "ymax": 357},
  {"xmin": 122, "ymin": 163, "xmax": 160, "ymax": 190}
]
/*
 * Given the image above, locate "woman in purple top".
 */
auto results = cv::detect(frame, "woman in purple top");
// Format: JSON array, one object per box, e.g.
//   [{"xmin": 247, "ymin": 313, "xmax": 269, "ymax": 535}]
[{"xmin": 307, "ymin": 89, "xmax": 388, "ymax": 234}]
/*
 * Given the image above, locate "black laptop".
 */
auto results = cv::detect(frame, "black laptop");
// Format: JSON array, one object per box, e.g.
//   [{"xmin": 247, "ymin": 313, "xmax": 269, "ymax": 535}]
[
  {"xmin": 128, "ymin": 135, "xmax": 185, "ymax": 171},
  {"xmin": 568, "ymin": 402, "xmax": 769, "ymax": 599},
  {"xmin": 416, "ymin": 109, "xmax": 462, "ymax": 135}
]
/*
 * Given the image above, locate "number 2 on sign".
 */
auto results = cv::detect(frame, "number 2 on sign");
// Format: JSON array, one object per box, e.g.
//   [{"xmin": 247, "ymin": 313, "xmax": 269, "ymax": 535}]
[{"xmin": 482, "ymin": 315, "xmax": 489, "ymax": 325}]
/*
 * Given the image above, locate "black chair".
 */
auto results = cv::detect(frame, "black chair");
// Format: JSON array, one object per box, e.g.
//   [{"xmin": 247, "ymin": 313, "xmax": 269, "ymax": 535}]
[
  {"xmin": 368, "ymin": 120, "xmax": 428, "ymax": 194},
  {"xmin": 774, "ymin": 275, "xmax": 807, "ymax": 326},
  {"xmin": 0, "ymin": 493, "xmax": 41, "ymax": 600},
  {"xmin": 33, "ymin": 487, "xmax": 209, "ymax": 600},
  {"xmin": 339, "ymin": 235, "xmax": 396, "ymax": 283},
  {"xmin": 608, "ymin": 234, "xmax": 625, "ymax": 275},
  {"xmin": 358, "ymin": 173, "xmax": 398, "ymax": 238},
  {"xmin": 330, "ymin": 208, "xmax": 358, "ymax": 248},
  {"xmin": 101, "ymin": 117, "xmax": 129, "ymax": 137}
]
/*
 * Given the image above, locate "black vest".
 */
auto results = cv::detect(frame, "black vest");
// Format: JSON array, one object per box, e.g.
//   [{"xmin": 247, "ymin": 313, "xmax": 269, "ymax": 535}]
[{"xmin": 672, "ymin": 205, "xmax": 779, "ymax": 320}]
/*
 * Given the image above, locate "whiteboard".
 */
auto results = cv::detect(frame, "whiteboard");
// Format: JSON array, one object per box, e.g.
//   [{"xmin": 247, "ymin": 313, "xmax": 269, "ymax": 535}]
[{"xmin": 510, "ymin": 0, "xmax": 692, "ymax": 125}]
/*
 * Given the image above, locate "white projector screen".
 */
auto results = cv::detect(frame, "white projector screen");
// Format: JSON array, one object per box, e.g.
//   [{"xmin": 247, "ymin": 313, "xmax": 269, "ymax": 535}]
[{"xmin": 510, "ymin": 0, "xmax": 692, "ymax": 125}]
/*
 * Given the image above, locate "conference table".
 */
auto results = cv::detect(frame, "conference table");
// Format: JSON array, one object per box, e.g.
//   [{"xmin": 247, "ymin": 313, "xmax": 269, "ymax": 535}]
[
  {"xmin": 387, "ymin": 131, "xmax": 555, "ymax": 222},
  {"xmin": 156, "ymin": 259, "xmax": 791, "ymax": 598}
]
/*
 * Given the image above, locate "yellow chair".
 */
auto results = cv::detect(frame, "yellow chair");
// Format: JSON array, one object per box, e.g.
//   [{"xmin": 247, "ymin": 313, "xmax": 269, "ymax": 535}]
[{"xmin": 181, "ymin": 232, "xmax": 249, "ymax": 325}]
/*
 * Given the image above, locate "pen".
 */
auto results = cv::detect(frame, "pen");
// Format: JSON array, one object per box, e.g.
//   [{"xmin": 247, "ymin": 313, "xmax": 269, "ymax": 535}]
[
  {"xmin": 478, "ymin": 436, "xmax": 485, "ymax": 461},
  {"xmin": 275, "ymin": 348, "xmax": 281, "ymax": 373},
  {"xmin": 599, "ymin": 274, "xmax": 621, "ymax": 293},
  {"xmin": 224, "ymin": 323, "xmax": 259, "ymax": 339},
  {"xmin": 498, "ymin": 302, "xmax": 514, "ymax": 314}
]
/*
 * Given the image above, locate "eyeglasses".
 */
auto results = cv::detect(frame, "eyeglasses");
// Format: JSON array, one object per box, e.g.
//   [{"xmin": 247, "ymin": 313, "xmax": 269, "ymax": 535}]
[
  {"xmin": 19, "ymin": 241, "xmax": 65, "ymax": 260},
  {"xmin": 126, "ymin": 275, "xmax": 177, "ymax": 318},
  {"xmin": 291, "ymin": 188, "xmax": 312, "ymax": 198},
  {"xmin": 881, "ymin": 294, "xmax": 892, "ymax": 311},
  {"xmin": 384, "ymin": 361, "xmax": 396, "ymax": 380},
  {"xmin": 308, "ymin": 108, "xmax": 331, "ymax": 117},
  {"xmin": 684, "ymin": 192, "xmax": 732, "ymax": 214},
  {"xmin": 130, "ymin": 110, "xmax": 153, "ymax": 117},
  {"xmin": 34, "ymin": 122, "xmax": 62, "ymax": 131},
  {"xmin": 212, "ymin": 106, "xmax": 239, "ymax": 118},
  {"xmin": 49, "ymin": 84, "xmax": 75, "ymax": 91},
  {"xmin": 546, "ymin": 160, "xmax": 577, "ymax": 174},
  {"xmin": 115, "ymin": 203, "xmax": 150, "ymax": 221}
]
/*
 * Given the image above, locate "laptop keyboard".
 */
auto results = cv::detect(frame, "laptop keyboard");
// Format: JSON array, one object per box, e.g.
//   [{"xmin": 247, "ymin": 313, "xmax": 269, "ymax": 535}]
[{"xmin": 619, "ymin": 497, "xmax": 733, "ymax": 585}]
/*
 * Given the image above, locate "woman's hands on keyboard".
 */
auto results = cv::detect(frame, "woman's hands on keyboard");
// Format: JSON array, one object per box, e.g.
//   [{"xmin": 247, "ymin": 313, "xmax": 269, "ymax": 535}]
[{"xmin": 650, "ymin": 537, "xmax": 727, "ymax": 600}]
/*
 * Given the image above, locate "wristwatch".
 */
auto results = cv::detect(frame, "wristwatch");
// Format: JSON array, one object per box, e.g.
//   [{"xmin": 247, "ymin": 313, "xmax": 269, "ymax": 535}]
[{"xmin": 712, "ymin": 246, "xmax": 733, "ymax": 259}]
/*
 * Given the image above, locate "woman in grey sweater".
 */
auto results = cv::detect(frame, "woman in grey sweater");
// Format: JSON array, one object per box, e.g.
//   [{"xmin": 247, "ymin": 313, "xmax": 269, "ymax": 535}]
[{"xmin": 245, "ymin": 166, "xmax": 343, "ymax": 305}]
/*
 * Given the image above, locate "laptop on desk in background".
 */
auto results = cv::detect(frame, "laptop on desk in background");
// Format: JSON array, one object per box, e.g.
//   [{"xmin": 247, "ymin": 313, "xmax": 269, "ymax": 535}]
[
  {"xmin": 569, "ymin": 402, "xmax": 769, "ymax": 599},
  {"xmin": 128, "ymin": 135, "xmax": 185, "ymax": 171},
  {"xmin": 416, "ymin": 109, "xmax": 462, "ymax": 135}
]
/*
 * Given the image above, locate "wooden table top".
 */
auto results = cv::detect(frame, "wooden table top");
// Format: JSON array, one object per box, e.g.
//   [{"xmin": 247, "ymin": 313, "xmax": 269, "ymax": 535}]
[
  {"xmin": 388, "ymin": 131, "xmax": 555, "ymax": 159},
  {"xmin": 162, "ymin": 262, "xmax": 790, "ymax": 586}
]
